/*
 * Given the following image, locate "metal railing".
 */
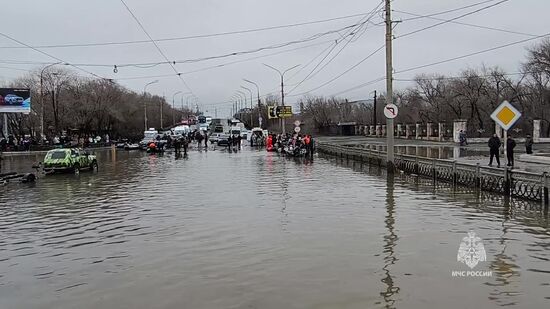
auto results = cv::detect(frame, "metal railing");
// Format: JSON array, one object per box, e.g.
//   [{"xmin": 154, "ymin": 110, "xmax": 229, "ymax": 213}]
[{"xmin": 317, "ymin": 142, "xmax": 549, "ymax": 207}]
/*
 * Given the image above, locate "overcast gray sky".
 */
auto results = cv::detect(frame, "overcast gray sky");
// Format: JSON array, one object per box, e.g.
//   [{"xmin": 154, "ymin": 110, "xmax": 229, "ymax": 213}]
[{"xmin": 1, "ymin": 0, "xmax": 549, "ymax": 117}]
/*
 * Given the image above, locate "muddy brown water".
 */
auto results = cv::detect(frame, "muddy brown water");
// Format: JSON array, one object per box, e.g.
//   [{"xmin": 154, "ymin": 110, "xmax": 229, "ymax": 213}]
[{"xmin": 0, "ymin": 148, "xmax": 548, "ymax": 308}]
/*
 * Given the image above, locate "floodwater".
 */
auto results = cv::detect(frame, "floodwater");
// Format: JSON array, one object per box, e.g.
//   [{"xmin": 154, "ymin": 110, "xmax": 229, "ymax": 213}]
[
  {"xmin": 356, "ymin": 144, "xmax": 487, "ymax": 160},
  {"xmin": 0, "ymin": 148, "xmax": 549, "ymax": 309}
]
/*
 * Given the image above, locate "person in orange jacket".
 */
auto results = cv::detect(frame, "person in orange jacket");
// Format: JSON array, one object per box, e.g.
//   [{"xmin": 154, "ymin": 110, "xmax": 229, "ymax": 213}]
[{"xmin": 266, "ymin": 135, "xmax": 273, "ymax": 151}]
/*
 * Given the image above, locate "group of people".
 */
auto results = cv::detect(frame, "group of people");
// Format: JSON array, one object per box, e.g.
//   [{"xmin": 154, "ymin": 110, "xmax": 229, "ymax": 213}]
[
  {"xmin": 487, "ymin": 133, "xmax": 534, "ymax": 168},
  {"xmin": 227, "ymin": 134, "xmax": 243, "ymax": 150},
  {"xmin": 266, "ymin": 133, "xmax": 315, "ymax": 157},
  {"xmin": 458, "ymin": 130, "xmax": 536, "ymax": 168}
]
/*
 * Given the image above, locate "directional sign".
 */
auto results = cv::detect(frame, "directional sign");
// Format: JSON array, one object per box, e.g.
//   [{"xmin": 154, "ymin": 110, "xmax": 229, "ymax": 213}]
[
  {"xmin": 267, "ymin": 106, "xmax": 278, "ymax": 119},
  {"xmin": 384, "ymin": 104, "xmax": 398, "ymax": 119},
  {"xmin": 276, "ymin": 106, "xmax": 293, "ymax": 118},
  {"xmin": 294, "ymin": 120, "xmax": 301, "ymax": 127},
  {"xmin": 491, "ymin": 101, "xmax": 521, "ymax": 130}
]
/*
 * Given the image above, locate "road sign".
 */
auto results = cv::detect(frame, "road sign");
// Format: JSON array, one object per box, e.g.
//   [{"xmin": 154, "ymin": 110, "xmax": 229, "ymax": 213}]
[
  {"xmin": 294, "ymin": 126, "xmax": 301, "ymax": 133},
  {"xmin": 267, "ymin": 106, "xmax": 278, "ymax": 119},
  {"xmin": 294, "ymin": 120, "xmax": 301, "ymax": 127},
  {"xmin": 384, "ymin": 104, "xmax": 398, "ymax": 119},
  {"xmin": 491, "ymin": 100, "xmax": 521, "ymax": 130},
  {"xmin": 276, "ymin": 106, "xmax": 293, "ymax": 118}
]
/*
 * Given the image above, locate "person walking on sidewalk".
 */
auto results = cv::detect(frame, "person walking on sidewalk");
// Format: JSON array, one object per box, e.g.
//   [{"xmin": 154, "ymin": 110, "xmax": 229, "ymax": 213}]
[
  {"xmin": 525, "ymin": 134, "xmax": 534, "ymax": 154},
  {"xmin": 507, "ymin": 134, "xmax": 517, "ymax": 167},
  {"xmin": 488, "ymin": 134, "xmax": 501, "ymax": 168}
]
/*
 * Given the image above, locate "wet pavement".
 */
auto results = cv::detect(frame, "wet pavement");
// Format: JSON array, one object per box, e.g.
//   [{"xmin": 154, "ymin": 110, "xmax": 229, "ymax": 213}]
[{"xmin": 0, "ymin": 148, "xmax": 549, "ymax": 309}]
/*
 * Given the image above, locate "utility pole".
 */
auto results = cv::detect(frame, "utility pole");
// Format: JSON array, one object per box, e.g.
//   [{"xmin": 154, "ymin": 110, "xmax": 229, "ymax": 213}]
[
  {"xmin": 264, "ymin": 64, "xmax": 300, "ymax": 134},
  {"xmin": 385, "ymin": 0, "xmax": 395, "ymax": 173},
  {"xmin": 160, "ymin": 94, "xmax": 165, "ymax": 129},
  {"xmin": 373, "ymin": 90, "xmax": 377, "ymax": 126}
]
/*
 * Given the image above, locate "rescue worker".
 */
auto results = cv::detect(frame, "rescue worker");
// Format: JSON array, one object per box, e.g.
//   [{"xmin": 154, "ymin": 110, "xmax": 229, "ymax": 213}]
[{"xmin": 266, "ymin": 134, "xmax": 273, "ymax": 151}]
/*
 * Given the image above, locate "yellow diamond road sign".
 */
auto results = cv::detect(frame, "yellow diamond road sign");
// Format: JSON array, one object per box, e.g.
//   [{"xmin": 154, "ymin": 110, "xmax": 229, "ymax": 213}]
[{"xmin": 490, "ymin": 101, "xmax": 521, "ymax": 131}]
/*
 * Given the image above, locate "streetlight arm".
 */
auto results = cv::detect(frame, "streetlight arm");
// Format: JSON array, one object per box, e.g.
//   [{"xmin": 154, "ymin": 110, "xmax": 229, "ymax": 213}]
[
  {"xmin": 282, "ymin": 64, "xmax": 301, "ymax": 77},
  {"xmin": 263, "ymin": 63, "xmax": 282, "ymax": 76}
]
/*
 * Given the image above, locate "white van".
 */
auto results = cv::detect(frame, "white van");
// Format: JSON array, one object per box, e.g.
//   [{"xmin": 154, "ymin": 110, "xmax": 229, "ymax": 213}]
[{"xmin": 173, "ymin": 125, "xmax": 190, "ymax": 136}]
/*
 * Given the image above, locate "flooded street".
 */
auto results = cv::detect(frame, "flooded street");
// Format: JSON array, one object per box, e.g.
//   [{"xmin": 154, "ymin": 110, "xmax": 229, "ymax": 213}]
[{"xmin": 1, "ymin": 148, "xmax": 549, "ymax": 309}]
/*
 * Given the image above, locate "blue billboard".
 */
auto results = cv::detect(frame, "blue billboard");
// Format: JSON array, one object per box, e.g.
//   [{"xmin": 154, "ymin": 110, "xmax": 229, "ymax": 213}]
[{"xmin": 0, "ymin": 88, "xmax": 31, "ymax": 114}]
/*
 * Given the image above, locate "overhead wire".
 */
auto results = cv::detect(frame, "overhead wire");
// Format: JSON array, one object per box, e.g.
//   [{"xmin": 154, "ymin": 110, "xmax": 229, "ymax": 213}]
[
  {"xmin": 323, "ymin": 32, "xmax": 550, "ymax": 97},
  {"xmin": 394, "ymin": 10, "xmax": 539, "ymax": 37},
  {"xmin": 119, "ymin": 0, "xmax": 194, "ymax": 95},
  {"xmin": 396, "ymin": 0, "xmax": 510, "ymax": 39},
  {"xmin": 0, "ymin": 31, "xmax": 108, "ymax": 80},
  {"xmin": 399, "ymin": 0, "xmax": 501, "ymax": 22},
  {"xmin": 286, "ymin": 0, "xmax": 518, "ymax": 98},
  {"xmin": 0, "ymin": 11, "xmax": 375, "ymax": 50},
  {"xmin": 285, "ymin": 1, "xmax": 385, "ymax": 95}
]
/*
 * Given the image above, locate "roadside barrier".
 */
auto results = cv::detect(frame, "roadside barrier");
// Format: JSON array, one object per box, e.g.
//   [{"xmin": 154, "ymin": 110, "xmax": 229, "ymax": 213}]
[{"xmin": 317, "ymin": 142, "xmax": 549, "ymax": 210}]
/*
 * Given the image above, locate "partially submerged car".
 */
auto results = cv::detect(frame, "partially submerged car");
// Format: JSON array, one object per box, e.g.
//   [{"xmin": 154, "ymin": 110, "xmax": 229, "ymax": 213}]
[{"xmin": 42, "ymin": 148, "xmax": 98, "ymax": 174}]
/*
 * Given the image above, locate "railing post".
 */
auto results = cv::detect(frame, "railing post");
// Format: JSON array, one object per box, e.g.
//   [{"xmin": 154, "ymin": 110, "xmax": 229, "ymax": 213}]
[
  {"xmin": 543, "ymin": 172, "xmax": 549, "ymax": 211},
  {"xmin": 432, "ymin": 158, "xmax": 437, "ymax": 184},
  {"xmin": 475, "ymin": 163, "xmax": 481, "ymax": 189},
  {"xmin": 414, "ymin": 156, "xmax": 419, "ymax": 175},
  {"xmin": 452, "ymin": 160, "xmax": 457, "ymax": 188},
  {"xmin": 503, "ymin": 168, "xmax": 511, "ymax": 196}
]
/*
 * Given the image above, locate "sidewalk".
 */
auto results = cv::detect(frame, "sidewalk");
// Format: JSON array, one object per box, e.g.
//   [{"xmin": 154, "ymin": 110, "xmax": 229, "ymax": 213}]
[{"xmin": 317, "ymin": 136, "xmax": 550, "ymax": 173}]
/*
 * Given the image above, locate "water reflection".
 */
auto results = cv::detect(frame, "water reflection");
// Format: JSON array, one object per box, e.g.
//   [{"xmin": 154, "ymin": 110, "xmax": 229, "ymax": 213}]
[
  {"xmin": 487, "ymin": 197, "xmax": 522, "ymax": 307},
  {"xmin": 380, "ymin": 174, "xmax": 400, "ymax": 308},
  {"xmin": 355, "ymin": 144, "xmax": 487, "ymax": 159}
]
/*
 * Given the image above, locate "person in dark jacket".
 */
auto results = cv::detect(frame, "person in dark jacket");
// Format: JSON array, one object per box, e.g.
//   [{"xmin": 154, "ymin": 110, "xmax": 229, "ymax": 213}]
[
  {"xmin": 525, "ymin": 134, "xmax": 534, "ymax": 154},
  {"xmin": 506, "ymin": 134, "xmax": 517, "ymax": 167},
  {"xmin": 488, "ymin": 134, "xmax": 501, "ymax": 167}
]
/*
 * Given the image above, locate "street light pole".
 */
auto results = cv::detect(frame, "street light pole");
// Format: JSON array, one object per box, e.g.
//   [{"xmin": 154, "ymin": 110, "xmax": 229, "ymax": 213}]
[
  {"xmin": 172, "ymin": 91, "xmax": 182, "ymax": 126},
  {"xmin": 263, "ymin": 63, "xmax": 300, "ymax": 134},
  {"xmin": 243, "ymin": 79, "xmax": 261, "ymax": 128},
  {"xmin": 241, "ymin": 86, "xmax": 253, "ymax": 127},
  {"xmin": 40, "ymin": 62, "xmax": 61, "ymax": 142},
  {"xmin": 143, "ymin": 80, "xmax": 159, "ymax": 130},
  {"xmin": 237, "ymin": 90, "xmax": 247, "ymax": 121}
]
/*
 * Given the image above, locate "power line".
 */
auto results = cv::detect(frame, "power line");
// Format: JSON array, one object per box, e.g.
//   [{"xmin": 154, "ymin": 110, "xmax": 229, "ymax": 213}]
[
  {"xmin": 0, "ymin": 11, "xmax": 374, "ymax": 50},
  {"xmin": 114, "ymin": 40, "xmax": 335, "ymax": 81},
  {"xmin": 329, "ymin": 77, "xmax": 386, "ymax": 97},
  {"xmin": 119, "ymin": 0, "xmax": 194, "ymax": 95},
  {"xmin": 394, "ymin": 70, "xmax": 546, "ymax": 82},
  {"xmin": 394, "ymin": 10, "xmax": 538, "ymax": 37},
  {"xmin": 398, "ymin": 0, "xmax": 501, "ymax": 22},
  {"xmin": 0, "ymin": 31, "xmax": 107, "ymax": 80},
  {"xmin": 5, "ymin": 22, "xmax": 360, "ymax": 70},
  {"xmin": 395, "ymin": 32, "xmax": 550, "ymax": 74},
  {"xmin": 286, "ymin": 2, "xmax": 385, "ymax": 95},
  {"xmin": 397, "ymin": 0, "xmax": 510, "ymax": 39},
  {"xmin": 290, "ymin": 44, "xmax": 385, "ymax": 97},
  {"xmin": 318, "ymin": 33, "xmax": 550, "ymax": 98},
  {"xmin": 285, "ymin": 0, "xmax": 513, "ymax": 98}
]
